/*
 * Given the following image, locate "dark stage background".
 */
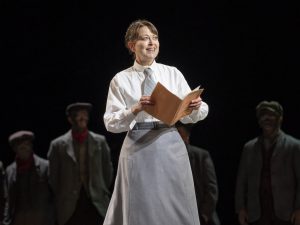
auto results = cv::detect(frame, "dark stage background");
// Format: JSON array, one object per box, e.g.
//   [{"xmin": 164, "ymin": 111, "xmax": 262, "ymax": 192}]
[{"xmin": 1, "ymin": 0, "xmax": 299, "ymax": 224}]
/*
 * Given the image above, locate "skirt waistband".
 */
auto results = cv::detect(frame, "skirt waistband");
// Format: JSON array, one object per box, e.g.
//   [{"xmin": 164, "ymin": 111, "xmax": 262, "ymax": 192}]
[{"xmin": 132, "ymin": 122, "xmax": 174, "ymax": 130}]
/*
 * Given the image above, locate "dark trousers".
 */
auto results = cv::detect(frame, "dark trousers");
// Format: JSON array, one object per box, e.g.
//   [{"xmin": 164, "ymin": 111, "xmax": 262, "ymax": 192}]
[{"xmin": 65, "ymin": 188, "xmax": 104, "ymax": 225}]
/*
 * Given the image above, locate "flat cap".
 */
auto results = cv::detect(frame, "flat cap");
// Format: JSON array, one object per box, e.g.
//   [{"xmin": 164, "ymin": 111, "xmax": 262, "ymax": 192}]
[
  {"xmin": 65, "ymin": 102, "xmax": 92, "ymax": 116},
  {"xmin": 8, "ymin": 130, "xmax": 34, "ymax": 146},
  {"xmin": 256, "ymin": 100, "xmax": 283, "ymax": 117}
]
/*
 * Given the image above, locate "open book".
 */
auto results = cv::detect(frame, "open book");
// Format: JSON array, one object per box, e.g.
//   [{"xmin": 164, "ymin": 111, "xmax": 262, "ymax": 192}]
[{"xmin": 144, "ymin": 82, "xmax": 204, "ymax": 126}]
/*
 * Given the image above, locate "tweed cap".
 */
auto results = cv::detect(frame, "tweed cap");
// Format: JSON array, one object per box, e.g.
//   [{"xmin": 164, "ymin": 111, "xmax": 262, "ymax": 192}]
[
  {"xmin": 256, "ymin": 100, "xmax": 283, "ymax": 117},
  {"xmin": 8, "ymin": 130, "xmax": 34, "ymax": 147},
  {"xmin": 65, "ymin": 102, "xmax": 92, "ymax": 116}
]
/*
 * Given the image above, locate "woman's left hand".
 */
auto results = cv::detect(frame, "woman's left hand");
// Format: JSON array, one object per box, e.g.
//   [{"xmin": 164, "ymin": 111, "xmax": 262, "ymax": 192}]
[{"xmin": 188, "ymin": 96, "xmax": 201, "ymax": 110}]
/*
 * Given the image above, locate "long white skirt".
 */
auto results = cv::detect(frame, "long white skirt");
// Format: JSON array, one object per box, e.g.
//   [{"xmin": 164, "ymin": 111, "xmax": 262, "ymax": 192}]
[{"xmin": 103, "ymin": 127, "xmax": 200, "ymax": 225}]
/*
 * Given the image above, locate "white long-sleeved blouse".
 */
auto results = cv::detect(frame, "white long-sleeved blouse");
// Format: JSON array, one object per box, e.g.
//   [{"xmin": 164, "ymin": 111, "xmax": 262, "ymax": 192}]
[{"xmin": 103, "ymin": 61, "xmax": 209, "ymax": 133}]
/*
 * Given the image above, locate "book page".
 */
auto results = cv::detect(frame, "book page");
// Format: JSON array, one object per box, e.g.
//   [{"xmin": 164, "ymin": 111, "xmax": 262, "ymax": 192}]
[{"xmin": 171, "ymin": 87, "xmax": 204, "ymax": 124}]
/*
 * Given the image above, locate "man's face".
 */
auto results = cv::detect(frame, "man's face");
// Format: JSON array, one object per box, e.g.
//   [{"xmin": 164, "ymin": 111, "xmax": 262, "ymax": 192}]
[
  {"xmin": 258, "ymin": 110, "xmax": 282, "ymax": 134},
  {"xmin": 69, "ymin": 109, "xmax": 89, "ymax": 131},
  {"xmin": 14, "ymin": 140, "xmax": 33, "ymax": 160}
]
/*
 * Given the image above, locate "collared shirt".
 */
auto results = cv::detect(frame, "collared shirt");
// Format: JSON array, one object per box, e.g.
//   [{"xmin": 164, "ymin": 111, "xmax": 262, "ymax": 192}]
[{"xmin": 104, "ymin": 60, "xmax": 209, "ymax": 133}]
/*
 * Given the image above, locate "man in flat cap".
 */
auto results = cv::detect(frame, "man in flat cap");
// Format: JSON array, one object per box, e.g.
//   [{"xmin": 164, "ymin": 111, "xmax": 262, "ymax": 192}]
[
  {"xmin": 3, "ymin": 130, "xmax": 54, "ymax": 225},
  {"xmin": 47, "ymin": 102, "xmax": 113, "ymax": 225},
  {"xmin": 235, "ymin": 101, "xmax": 300, "ymax": 225}
]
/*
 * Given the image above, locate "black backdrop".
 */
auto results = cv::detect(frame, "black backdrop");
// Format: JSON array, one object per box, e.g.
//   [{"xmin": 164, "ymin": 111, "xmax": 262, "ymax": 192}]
[{"xmin": 1, "ymin": 0, "xmax": 299, "ymax": 224}]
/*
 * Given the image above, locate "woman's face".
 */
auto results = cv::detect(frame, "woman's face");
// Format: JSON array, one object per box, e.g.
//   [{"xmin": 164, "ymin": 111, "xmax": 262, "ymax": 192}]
[{"xmin": 129, "ymin": 26, "xmax": 159, "ymax": 66}]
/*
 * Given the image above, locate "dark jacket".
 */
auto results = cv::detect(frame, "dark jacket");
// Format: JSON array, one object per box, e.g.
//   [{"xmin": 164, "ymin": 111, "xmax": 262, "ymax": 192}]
[
  {"xmin": 3, "ymin": 154, "xmax": 54, "ymax": 225},
  {"xmin": 186, "ymin": 144, "xmax": 220, "ymax": 225},
  {"xmin": 47, "ymin": 130, "xmax": 113, "ymax": 225},
  {"xmin": 235, "ymin": 130, "xmax": 300, "ymax": 222}
]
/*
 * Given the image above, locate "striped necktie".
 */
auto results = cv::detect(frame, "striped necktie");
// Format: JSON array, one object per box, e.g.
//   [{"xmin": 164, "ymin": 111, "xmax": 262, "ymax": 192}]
[{"xmin": 142, "ymin": 68, "xmax": 156, "ymax": 96}]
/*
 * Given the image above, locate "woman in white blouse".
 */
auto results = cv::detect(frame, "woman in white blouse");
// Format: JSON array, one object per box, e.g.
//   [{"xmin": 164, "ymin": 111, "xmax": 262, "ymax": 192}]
[{"xmin": 103, "ymin": 19, "xmax": 209, "ymax": 225}]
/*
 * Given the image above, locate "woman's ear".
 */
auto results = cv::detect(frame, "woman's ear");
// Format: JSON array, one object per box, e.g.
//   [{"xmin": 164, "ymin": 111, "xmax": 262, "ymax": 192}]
[{"xmin": 127, "ymin": 41, "xmax": 135, "ymax": 53}]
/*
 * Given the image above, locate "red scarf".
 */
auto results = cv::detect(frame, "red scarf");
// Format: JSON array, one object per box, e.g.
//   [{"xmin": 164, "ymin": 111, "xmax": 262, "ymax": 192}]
[
  {"xmin": 16, "ymin": 152, "xmax": 34, "ymax": 174},
  {"xmin": 72, "ymin": 129, "xmax": 88, "ymax": 144}
]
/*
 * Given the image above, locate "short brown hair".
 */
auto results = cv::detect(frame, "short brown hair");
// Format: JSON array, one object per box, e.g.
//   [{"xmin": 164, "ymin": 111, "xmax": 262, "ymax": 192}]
[{"xmin": 124, "ymin": 19, "xmax": 158, "ymax": 55}]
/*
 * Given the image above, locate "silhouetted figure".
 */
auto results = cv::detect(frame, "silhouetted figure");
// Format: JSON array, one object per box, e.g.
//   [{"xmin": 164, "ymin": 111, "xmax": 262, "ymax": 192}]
[
  {"xmin": 47, "ymin": 102, "xmax": 113, "ymax": 225},
  {"xmin": 176, "ymin": 122, "xmax": 221, "ymax": 225},
  {"xmin": 103, "ymin": 19, "xmax": 209, "ymax": 225},
  {"xmin": 235, "ymin": 101, "xmax": 300, "ymax": 225},
  {"xmin": 3, "ymin": 130, "xmax": 54, "ymax": 225}
]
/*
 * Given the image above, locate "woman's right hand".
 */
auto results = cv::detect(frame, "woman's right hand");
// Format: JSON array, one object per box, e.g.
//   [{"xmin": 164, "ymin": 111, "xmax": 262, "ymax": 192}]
[{"xmin": 131, "ymin": 96, "xmax": 154, "ymax": 115}]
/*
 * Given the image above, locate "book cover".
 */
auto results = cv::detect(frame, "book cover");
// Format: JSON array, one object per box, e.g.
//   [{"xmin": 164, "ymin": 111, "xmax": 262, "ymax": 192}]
[{"xmin": 144, "ymin": 82, "xmax": 204, "ymax": 126}]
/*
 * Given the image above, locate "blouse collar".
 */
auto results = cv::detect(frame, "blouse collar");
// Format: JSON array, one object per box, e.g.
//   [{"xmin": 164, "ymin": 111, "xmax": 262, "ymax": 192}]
[{"xmin": 133, "ymin": 60, "xmax": 158, "ymax": 73}]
